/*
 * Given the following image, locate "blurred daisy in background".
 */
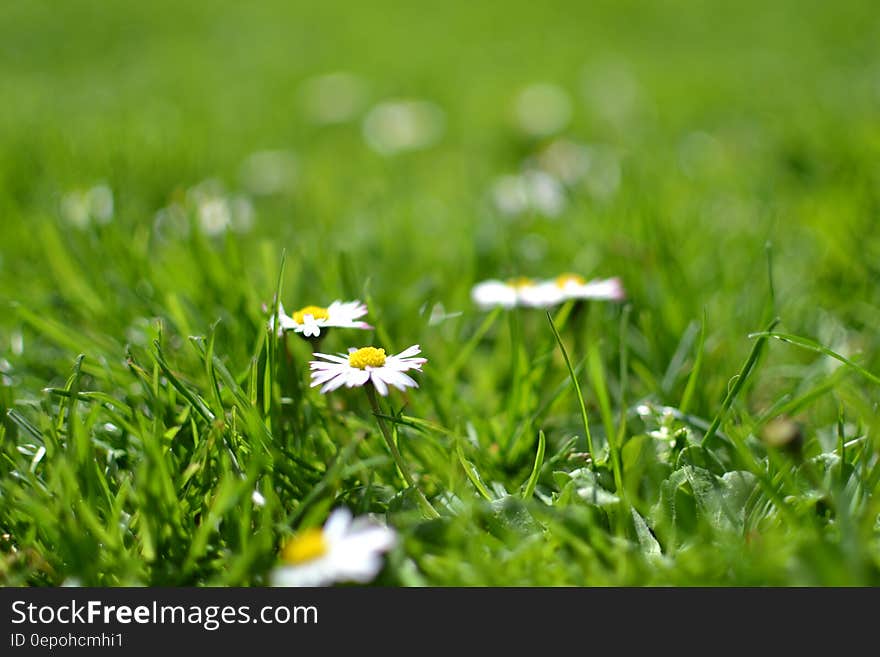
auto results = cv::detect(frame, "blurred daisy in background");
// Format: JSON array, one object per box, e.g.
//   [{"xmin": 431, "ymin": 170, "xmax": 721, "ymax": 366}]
[
  {"xmin": 471, "ymin": 277, "xmax": 541, "ymax": 310},
  {"xmin": 300, "ymin": 71, "xmax": 370, "ymax": 125},
  {"xmin": 60, "ymin": 184, "xmax": 114, "ymax": 229},
  {"xmin": 310, "ymin": 344, "xmax": 426, "ymax": 396},
  {"xmin": 535, "ymin": 139, "xmax": 592, "ymax": 186},
  {"xmin": 529, "ymin": 273, "xmax": 626, "ymax": 306},
  {"xmin": 534, "ymin": 139, "xmax": 622, "ymax": 201},
  {"xmin": 187, "ymin": 179, "xmax": 255, "ymax": 236},
  {"xmin": 490, "ymin": 170, "xmax": 567, "ymax": 218},
  {"xmin": 272, "ymin": 300, "xmax": 372, "ymax": 338},
  {"xmin": 270, "ymin": 508, "xmax": 397, "ymax": 587},
  {"xmin": 362, "ymin": 99, "xmax": 445, "ymax": 155},
  {"xmin": 472, "ymin": 274, "xmax": 624, "ymax": 310},
  {"xmin": 154, "ymin": 179, "xmax": 255, "ymax": 240}
]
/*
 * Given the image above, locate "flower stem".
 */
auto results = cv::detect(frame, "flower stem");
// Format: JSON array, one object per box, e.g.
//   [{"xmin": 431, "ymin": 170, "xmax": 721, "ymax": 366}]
[{"xmin": 365, "ymin": 385, "xmax": 439, "ymax": 519}]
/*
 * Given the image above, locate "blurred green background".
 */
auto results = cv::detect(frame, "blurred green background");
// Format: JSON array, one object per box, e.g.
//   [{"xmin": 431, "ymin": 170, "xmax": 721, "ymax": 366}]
[{"xmin": 3, "ymin": 0, "xmax": 879, "ymax": 365}]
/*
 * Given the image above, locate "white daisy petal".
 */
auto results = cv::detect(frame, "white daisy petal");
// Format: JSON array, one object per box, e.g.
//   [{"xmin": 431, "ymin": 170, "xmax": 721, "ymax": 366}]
[
  {"xmin": 321, "ymin": 374, "xmax": 349, "ymax": 393},
  {"xmin": 371, "ymin": 371, "xmax": 389, "ymax": 396},
  {"xmin": 570, "ymin": 277, "xmax": 626, "ymax": 301},
  {"xmin": 384, "ymin": 355, "xmax": 419, "ymax": 370},
  {"xmin": 311, "ymin": 368, "xmax": 344, "ymax": 386},
  {"xmin": 312, "ymin": 352, "xmax": 350, "ymax": 364},
  {"xmin": 471, "ymin": 280, "xmax": 518, "ymax": 310},
  {"xmin": 519, "ymin": 281, "xmax": 565, "ymax": 308},
  {"xmin": 394, "ymin": 344, "xmax": 422, "ymax": 359},
  {"xmin": 471, "ymin": 274, "xmax": 623, "ymax": 310},
  {"xmin": 269, "ymin": 302, "xmax": 298, "ymax": 335},
  {"xmin": 346, "ymin": 522, "xmax": 398, "ymax": 552},
  {"xmin": 323, "ymin": 508, "xmax": 353, "ymax": 540},
  {"xmin": 379, "ymin": 368, "xmax": 418, "ymax": 391},
  {"xmin": 346, "ymin": 369, "xmax": 371, "ymax": 387}
]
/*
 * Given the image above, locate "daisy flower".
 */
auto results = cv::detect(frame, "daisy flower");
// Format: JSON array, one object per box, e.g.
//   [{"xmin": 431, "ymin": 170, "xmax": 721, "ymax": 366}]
[
  {"xmin": 471, "ymin": 274, "xmax": 625, "ymax": 310},
  {"xmin": 470, "ymin": 277, "xmax": 542, "ymax": 310},
  {"xmin": 271, "ymin": 300, "xmax": 373, "ymax": 338},
  {"xmin": 529, "ymin": 273, "xmax": 626, "ymax": 307},
  {"xmin": 270, "ymin": 508, "xmax": 397, "ymax": 587},
  {"xmin": 309, "ymin": 345, "xmax": 426, "ymax": 396}
]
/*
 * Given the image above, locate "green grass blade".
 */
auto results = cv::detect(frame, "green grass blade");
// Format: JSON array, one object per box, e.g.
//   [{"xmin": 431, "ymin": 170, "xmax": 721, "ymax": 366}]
[
  {"xmin": 547, "ymin": 311, "xmax": 595, "ymax": 468},
  {"xmin": 522, "ymin": 430, "xmax": 546, "ymax": 501}
]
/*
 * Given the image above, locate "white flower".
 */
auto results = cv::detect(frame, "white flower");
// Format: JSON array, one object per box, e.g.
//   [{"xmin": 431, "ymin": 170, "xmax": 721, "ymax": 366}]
[
  {"xmin": 197, "ymin": 197, "xmax": 231, "ymax": 236},
  {"xmin": 471, "ymin": 274, "xmax": 625, "ymax": 310},
  {"xmin": 310, "ymin": 345, "xmax": 426, "ymax": 396},
  {"xmin": 60, "ymin": 184, "xmax": 114, "ymax": 229},
  {"xmin": 270, "ymin": 508, "xmax": 396, "ymax": 587},
  {"xmin": 271, "ymin": 300, "xmax": 372, "ymax": 338},
  {"xmin": 490, "ymin": 171, "xmax": 567, "ymax": 217},
  {"xmin": 87, "ymin": 185, "xmax": 114, "ymax": 225},
  {"xmin": 529, "ymin": 274, "xmax": 626, "ymax": 307},
  {"xmin": 470, "ymin": 277, "xmax": 542, "ymax": 310},
  {"xmin": 560, "ymin": 274, "xmax": 625, "ymax": 301}
]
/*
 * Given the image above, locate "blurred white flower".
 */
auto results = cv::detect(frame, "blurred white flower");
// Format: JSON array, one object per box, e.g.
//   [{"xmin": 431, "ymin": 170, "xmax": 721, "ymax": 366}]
[
  {"xmin": 11, "ymin": 330, "xmax": 23, "ymax": 356},
  {"xmin": 527, "ymin": 274, "xmax": 626, "ymax": 307},
  {"xmin": 525, "ymin": 170, "xmax": 567, "ymax": 216},
  {"xmin": 491, "ymin": 170, "xmax": 567, "ymax": 217},
  {"xmin": 535, "ymin": 139, "xmax": 621, "ymax": 201},
  {"xmin": 87, "ymin": 185, "xmax": 114, "ymax": 225},
  {"xmin": 300, "ymin": 72, "xmax": 369, "ymax": 124},
  {"xmin": 472, "ymin": 274, "xmax": 625, "ymax": 310},
  {"xmin": 270, "ymin": 508, "xmax": 396, "ymax": 587},
  {"xmin": 60, "ymin": 184, "xmax": 114, "ymax": 229},
  {"xmin": 513, "ymin": 83, "xmax": 572, "ymax": 137},
  {"xmin": 239, "ymin": 150, "xmax": 298, "ymax": 196},
  {"xmin": 184, "ymin": 179, "xmax": 255, "ymax": 236},
  {"xmin": 197, "ymin": 197, "xmax": 231, "ymax": 236},
  {"xmin": 60, "ymin": 192, "xmax": 90, "ymax": 229},
  {"xmin": 536, "ymin": 139, "xmax": 592, "ymax": 185},
  {"xmin": 471, "ymin": 278, "xmax": 540, "ymax": 310},
  {"xmin": 362, "ymin": 100, "xmax": 445, "ymax": 155}
]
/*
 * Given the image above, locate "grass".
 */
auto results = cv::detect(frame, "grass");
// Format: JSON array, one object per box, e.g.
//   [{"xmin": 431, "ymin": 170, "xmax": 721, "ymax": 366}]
[{"xmin": 1, "ymin": 0, "xmax": 880, "ymax": 586}]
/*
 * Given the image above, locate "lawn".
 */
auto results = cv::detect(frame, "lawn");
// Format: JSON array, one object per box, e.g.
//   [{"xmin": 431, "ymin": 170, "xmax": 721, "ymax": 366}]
[{"xmin": 2, "ymin": 0, "xmax": 880, "ymax": 586}]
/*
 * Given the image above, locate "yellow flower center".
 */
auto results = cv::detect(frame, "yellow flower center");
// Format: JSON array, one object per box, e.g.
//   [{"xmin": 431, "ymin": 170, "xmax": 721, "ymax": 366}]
[
  {"xmin": 281, "ymin": 528, "xmax": 329, "ymax": 564},
  {"xmin": 507, "ymin": 277, "xmax": 535, "ymax": 289},
  {"xmin": 348, "ymin": 347, "xmax": 387, "ymax": 369},
  {"xmin": 292, "ymin": 305, "xmax": 329, "ymax": 324},
  {"xmin": 555, "ymin": 273, "xmax": 586, "ymax": 288}
]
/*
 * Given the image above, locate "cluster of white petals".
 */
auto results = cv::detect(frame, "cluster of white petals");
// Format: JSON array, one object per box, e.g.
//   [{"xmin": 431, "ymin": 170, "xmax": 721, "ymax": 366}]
[{"xmin": 471, "ymin": 275, "xmax": 625, "ymax": 310}]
